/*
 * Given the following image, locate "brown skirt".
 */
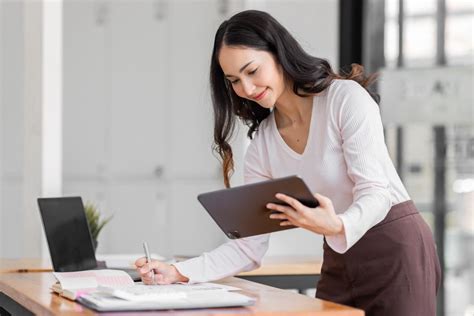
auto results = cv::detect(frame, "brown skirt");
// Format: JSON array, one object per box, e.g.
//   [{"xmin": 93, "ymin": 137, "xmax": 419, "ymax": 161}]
[{"xmin": 316, "ymin": 200, "xmax": 441, "ymax": 316}]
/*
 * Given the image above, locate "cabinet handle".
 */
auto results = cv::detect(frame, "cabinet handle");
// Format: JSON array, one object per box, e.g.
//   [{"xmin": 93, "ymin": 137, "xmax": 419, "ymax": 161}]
[
  {"xmin": 154, "ymin": 166, "xmax": 164, "ymax": 178},
  {"xmin": 218, "ymin": 0, "xmax": 229, "ymax": 16},
  {"xmin": 154, "ymin": 0, "xmax": 167, "ymax": 21},
  {"xmin": 95, "ymin": 2, "xmax": 108, "ymax": 26}
]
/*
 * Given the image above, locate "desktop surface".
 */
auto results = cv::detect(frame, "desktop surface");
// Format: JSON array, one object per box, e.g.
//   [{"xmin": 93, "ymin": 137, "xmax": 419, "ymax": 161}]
[
  {"xmin": 0, "ymin": 258, "xmax": 53, "ymax": 273},
  {"xmin": 1, "ymin": 255, "xmax": 322, "ymax": 274},
  {"xmin": 0, "ymin": 269, "xmax": 364, "ymax": 315}
]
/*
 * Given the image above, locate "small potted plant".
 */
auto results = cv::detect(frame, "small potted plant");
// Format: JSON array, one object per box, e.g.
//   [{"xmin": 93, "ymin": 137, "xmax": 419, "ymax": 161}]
[{"xmin": 84, "ymin": 202, "xmax": 113, "ymax": 252}]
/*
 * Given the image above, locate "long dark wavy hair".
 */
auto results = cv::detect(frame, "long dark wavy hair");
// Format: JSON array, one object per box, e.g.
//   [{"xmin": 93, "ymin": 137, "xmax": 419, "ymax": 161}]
[{"xmin": 210, "ymin": 10, "xmax": 378, "ymax": 188}]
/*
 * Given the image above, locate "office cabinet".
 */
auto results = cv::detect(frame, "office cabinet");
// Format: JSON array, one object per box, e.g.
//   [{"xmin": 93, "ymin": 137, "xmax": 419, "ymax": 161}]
[
  {"xmin": 63, "ymin": 1, "xmax": 108, "ymax": 178},
  {"xmin": 62, "ymin": 0, "xmax": 226, "ymax": 256},
  {"xmin": 166, "ymin": 0, "xmax": 222, "ymax": 179},
  {"xmin": 164, "ymin": 0, "xmax": 229, "ymax": 255},
  {"xmin": 104, "ymin": 181, "xmax": 169, "ymax": 254},
  {"xmin": 107, "ymin": 1, "xmax": 168, "ymax": 177},
  {"xmin": 62, "ymin": 0, "xmax": 167, "ymax": 254},
  {"xmin": 166, "ymin": 179, "xmax": 224, "ymax": 256}
]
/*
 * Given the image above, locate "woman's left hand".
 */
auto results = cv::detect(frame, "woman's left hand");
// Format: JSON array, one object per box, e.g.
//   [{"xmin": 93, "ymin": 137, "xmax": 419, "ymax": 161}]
[{"xmin": 267, "ymin": 192, "xmax": 344, "ymax": 236}]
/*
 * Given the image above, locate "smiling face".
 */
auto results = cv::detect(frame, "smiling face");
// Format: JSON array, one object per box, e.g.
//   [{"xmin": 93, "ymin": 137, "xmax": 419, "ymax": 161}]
[{"xmin": 218, "ymin": 45, "xmax": 287, "ymax": 109}]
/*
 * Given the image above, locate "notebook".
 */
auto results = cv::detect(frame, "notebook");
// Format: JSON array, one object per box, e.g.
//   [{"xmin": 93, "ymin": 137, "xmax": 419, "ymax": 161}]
[
  {"xmin": 52, "ymin": 269, "xmax": 134, "ymax": 300},
  {"xmin": 52, "ymin": 269, "xmax": 255, "ymax": 311},
  {"xmin": 37, "ymin": 196, "xmax": 140, "ymax": 280}
]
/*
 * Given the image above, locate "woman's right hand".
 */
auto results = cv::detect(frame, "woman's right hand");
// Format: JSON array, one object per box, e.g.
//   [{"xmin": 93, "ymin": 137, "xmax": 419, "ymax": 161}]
[{"xmin": 135, "ymin": 257, "xmax": 189, "ymax": 285}]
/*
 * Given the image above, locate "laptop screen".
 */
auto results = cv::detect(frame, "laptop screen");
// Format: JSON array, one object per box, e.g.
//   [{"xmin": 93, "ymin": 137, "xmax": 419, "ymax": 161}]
[{"xmin": 38, "ymin": 197, "xmax": 98, "ymax": 272}]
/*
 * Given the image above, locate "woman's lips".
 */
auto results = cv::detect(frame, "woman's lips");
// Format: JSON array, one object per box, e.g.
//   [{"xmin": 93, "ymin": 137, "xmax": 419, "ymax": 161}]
[{"xmin": 254, "ymin": 88, "xmax": 268, "ymax": 101}]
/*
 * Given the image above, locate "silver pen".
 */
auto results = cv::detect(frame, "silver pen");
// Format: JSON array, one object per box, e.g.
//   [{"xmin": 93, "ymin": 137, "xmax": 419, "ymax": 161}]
[{"xmin": 142, "ymin": 241, "xmax": 155, "ymax": 284}]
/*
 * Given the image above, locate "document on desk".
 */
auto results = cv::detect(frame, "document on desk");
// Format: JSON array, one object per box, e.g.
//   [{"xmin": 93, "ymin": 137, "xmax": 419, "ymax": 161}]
[
  {"xmin": 52, "ymin": 269, "xmax": 134, "ymax": 300},
  {"xmin": 78, "ymin": 282, "xmax": 255, "ymax": 311},
  {"xmin": 52, "ymin": 269, "xmax": 254, "ymax": 311},
  {"xmin": 97, "ymin": 282, "xmax": 239, "ymax": 301}
]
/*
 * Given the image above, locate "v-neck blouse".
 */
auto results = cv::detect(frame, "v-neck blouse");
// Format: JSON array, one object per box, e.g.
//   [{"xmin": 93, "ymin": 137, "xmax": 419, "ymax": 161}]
[
  {"xmin": 244, "ymin": 80, "xmax": 410, "ymax": 248},
  {"xmin": 173, "ymin": 79, "xmax": 411, "ymax": 284},
  {"xmin": 270, "ymin": 95, "xmax": 317, "ymax": 159},
  {"xmin": 244, "ymin": 80, "xmax": 410, "ymax": 252}
]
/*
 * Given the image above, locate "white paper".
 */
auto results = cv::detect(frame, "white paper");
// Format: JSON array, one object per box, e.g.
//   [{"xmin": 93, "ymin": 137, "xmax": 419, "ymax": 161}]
[{"xmin": 97, "ymin": 282, "xmax": 241, "ymax": 302}]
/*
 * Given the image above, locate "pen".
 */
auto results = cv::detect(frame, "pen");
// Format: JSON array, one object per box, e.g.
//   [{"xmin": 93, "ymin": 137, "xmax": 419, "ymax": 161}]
[{"xmin": 142, "ymin": 241, "xmax": 155, "ymax": 284}]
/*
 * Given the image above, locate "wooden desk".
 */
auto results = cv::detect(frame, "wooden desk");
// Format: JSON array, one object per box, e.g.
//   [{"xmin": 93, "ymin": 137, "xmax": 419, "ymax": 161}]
[
  {"xmin": 237, "ymin": 256, "xmax": 322, "ymax": 293},
  {"xmin": 0, "ymin": 256, "xmax": 322, "ymax": 294},
  {"xmin": 0, "ymin": 258, "xmax": 53, "ymax": 273},
  {"xmin": 0, "ymin": 271, "xmax": 363, "ymax": 315},
  {"xmin": 0, "ymin": 256, "xmax": 322, "ymax": 274}
]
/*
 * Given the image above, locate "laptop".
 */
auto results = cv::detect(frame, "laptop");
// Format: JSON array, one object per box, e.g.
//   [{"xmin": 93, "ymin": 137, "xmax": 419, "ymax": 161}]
[{"xmin": 37, "ymin": 196, "xmax": 140, "ymax": 281}]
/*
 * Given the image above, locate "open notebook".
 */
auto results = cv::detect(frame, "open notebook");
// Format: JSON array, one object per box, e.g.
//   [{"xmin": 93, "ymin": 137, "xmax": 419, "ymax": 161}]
[{"xmin": 52, "ymin": 269, "xmax": 255, "ymax": 311}]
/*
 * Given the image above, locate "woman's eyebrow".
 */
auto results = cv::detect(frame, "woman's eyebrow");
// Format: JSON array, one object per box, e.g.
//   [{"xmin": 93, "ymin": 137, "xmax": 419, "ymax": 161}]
[{"xmin": 225, "ymin": 60, "xmax": 254, "ymax": 78}]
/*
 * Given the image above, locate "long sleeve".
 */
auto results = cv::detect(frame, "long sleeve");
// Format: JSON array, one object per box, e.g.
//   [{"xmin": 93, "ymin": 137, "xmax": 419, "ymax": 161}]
[
  {"xmin": 325, "ymin": 81, "xmax": 392, "ymax": 253},
  {"xmin": 173, "ymin": 138, "xmax": 271, "ymax": 283}
]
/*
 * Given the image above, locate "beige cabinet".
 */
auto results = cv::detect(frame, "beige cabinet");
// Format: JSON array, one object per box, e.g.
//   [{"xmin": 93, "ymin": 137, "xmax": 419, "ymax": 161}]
[{"xmin": 62, "ymin": 0, "xmax": 226, "ymax": 256}]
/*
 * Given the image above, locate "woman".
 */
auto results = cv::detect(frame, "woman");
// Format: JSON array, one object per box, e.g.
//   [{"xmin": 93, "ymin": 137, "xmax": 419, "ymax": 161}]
[{"xmin": 136, "ymin": 10, "xmax": 441, "ymax": 315}]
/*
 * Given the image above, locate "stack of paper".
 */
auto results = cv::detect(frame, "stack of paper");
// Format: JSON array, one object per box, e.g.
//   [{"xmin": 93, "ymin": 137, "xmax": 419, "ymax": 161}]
[
  {"xmin": 79, "ymin": 282, "xmax": 255, "ymax": 311},
  {"xmin": 52, "ymin": 269, "xmax": 255, "ymax": 311}
]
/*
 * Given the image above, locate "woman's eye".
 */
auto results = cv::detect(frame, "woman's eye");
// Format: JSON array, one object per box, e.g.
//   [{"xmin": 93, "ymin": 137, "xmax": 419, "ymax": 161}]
[
  {"xmin": 230, "ymin": 79, "xmax": 240, "ymax": 84},
  {"xmin": 248, "ymin": 68, "xmax": 258, "ymax": 75}
]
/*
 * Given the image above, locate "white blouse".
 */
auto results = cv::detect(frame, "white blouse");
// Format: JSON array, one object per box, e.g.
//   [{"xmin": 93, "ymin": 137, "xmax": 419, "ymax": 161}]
[{"xmin": 174, "ymin": 79, "xmax": 410, "ymax": 284}]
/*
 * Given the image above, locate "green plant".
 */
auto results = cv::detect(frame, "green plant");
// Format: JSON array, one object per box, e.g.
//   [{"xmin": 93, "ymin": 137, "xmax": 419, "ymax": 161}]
[{"xmin": 84, "ymin": 202, "xmax": 113, "ymax": 242}]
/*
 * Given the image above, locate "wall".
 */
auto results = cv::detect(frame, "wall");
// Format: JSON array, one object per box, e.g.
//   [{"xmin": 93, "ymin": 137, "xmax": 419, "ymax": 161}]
[{"xmin": 0, "ymin": 0, "xmax": 338, "ymax": 260}]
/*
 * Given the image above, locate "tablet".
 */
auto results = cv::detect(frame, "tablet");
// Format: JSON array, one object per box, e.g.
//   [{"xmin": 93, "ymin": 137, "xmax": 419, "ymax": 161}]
[{"xmin": 197, "ymin": 176, "xmax": 319, "ymax": 239}]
